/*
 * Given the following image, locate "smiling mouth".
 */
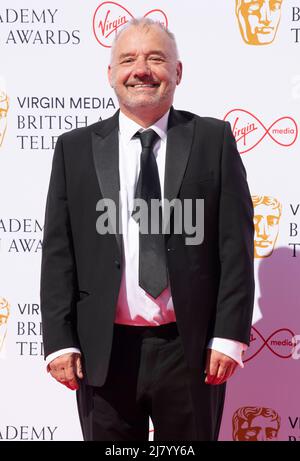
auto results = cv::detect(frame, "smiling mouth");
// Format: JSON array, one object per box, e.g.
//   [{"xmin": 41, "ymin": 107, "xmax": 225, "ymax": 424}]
[{"xmin": 127, "ymin": 83, "xmax": 160, "ymax": 89}]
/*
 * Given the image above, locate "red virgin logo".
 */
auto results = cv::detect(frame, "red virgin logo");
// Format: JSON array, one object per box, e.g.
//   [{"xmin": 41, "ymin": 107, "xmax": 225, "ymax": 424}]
[
  {"xmin": 93, "ymin": 2, "xmax": 168, "ymax": 48},
  {"xmin": 243, "ymin": 326, "xmax": 296, "ymax": 362},
  {"xmin": 224, "ymin": 109, "xmax": 298, "ymax": 154}
]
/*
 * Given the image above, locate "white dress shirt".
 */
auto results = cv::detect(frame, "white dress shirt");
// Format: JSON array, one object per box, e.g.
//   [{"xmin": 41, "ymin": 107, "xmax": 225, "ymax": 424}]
[{"xmin": 45, "ymin": 110, "xmax": 247, "ymax": 368}]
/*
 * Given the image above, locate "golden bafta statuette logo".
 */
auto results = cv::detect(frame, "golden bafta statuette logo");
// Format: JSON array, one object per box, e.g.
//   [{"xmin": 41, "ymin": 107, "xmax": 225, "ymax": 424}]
[
  {"xmin": 252, "ymin": 195, "xmax": 282, "ymax": 258},
  {"xmin": 232, "ymin": 406, "xmax": 281, "ymax": 441},
  {"xmin": 0, "ymin": 297, "xmax": 10, "ymax": 352},
  {"xmin": 235, "ymin": 0, "xmax": 283, "ymax": 45},
  {"xmin": 0, "ymin": 91, "xmax": 9, "ymax": 148}
]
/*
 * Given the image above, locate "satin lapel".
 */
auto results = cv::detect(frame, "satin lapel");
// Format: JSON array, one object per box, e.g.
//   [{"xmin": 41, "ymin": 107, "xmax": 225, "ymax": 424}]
[
  {"xmin": 164, "ymin": 108, "xmax": 195, "ymax": 229},
  {"xmin": 91, "ymin": 112, "xmax": 122, "ymax": 255}
]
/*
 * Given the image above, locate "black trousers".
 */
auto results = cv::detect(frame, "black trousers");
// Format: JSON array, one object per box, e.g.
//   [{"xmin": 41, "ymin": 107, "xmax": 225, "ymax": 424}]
[{"xmin": 76, "ymin": 322, "xmax": 226, "ymax": 441}]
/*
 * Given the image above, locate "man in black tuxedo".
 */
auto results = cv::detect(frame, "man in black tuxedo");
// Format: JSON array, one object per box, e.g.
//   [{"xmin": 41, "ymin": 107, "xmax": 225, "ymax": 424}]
[{"xmin": 40, "ymin": 18, "xmax": 254, "ymax": 441}]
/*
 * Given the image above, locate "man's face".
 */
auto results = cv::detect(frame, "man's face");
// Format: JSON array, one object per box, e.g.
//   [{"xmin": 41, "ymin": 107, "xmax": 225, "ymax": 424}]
[
  {"xmin": 238, "ymin": 415, "xmax": 279, "ymax": 441},
  {"xmin": 253, "ymin": 203, "xmax": 280, "ymax": 258},
  {"xmin": 236, "ymin": 0, "xmax": 283, "ymax": 45},
  {"xmin": 108, "ymin": 25, "xmax": 182, "ymax": 119},
  {"xmin": 0, "ymin": 92, "xmax": 9, "ymax": 147}
]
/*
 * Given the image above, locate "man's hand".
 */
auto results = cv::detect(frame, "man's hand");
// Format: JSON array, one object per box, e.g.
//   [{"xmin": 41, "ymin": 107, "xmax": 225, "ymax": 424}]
[
  {"xmin": 48, "ymin": 352, "xmax": 83, "ymax": 390},
  {"xmin": 205, "ymin": 349, "xmax": 238, "ymax": 385}
]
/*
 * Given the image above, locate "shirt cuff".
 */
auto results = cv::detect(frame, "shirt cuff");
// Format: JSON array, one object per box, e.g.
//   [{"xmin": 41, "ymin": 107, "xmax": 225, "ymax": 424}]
[
  {"xmin": 207, "ymin": 337, "xmax": 247, "ymax": 368},
  {"xmin": 45, "ymin": 348, "xmax": 81, "ymax": 371}
]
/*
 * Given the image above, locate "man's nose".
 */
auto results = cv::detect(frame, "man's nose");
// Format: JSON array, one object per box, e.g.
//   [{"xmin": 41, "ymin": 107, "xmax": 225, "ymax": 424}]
[
  {"xmin": 260, "ymin": 1, "xmax": 271, "ymax": 25},
  {"xmin": 133, "ymin": 57, "xmax": 151, "ymax": 78}
]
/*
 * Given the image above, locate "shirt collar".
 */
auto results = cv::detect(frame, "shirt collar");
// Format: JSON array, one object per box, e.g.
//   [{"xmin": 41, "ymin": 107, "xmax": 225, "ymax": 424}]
[{"xmin": 119, "ymin": 109, "xmax": 170, "ymax": 145}]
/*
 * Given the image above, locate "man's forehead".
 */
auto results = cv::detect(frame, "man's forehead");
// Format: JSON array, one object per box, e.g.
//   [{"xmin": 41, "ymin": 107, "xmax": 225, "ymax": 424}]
[
  {"xmin": 116, "ymin": 26, "xmax": 168, "ymax": 46},
  {"xmin": 113, "ymin": 28, "xmax": 174, "ymax": 57}
]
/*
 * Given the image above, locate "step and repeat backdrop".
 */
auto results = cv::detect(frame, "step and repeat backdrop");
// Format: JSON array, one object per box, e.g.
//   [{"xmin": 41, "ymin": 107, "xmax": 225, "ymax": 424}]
[{"xmin": 0, "ymin": 0, "xmax": 299, "ymax": 441}]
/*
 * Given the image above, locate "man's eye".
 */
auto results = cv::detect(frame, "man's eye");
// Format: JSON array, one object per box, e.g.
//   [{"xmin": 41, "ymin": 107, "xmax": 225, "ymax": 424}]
[
  {"xmin": 121, "ymin": 58, "xmax": 134, "ymax": 64},
  {"xmin": 149, "ymin": 57, "xmax": 163, "ymax": 62}
]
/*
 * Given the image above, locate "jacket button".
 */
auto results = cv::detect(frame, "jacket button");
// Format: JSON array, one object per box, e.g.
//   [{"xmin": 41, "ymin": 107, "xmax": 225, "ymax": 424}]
[{"xmin": 114, "ymin": 260, "xmax": 121, "ymax": 269}]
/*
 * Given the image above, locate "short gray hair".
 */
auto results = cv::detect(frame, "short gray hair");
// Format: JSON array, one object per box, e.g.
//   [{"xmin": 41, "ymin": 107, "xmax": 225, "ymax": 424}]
[{"xmin": 110, "ymin": 17, "xmax": 179, "ymax": 62}]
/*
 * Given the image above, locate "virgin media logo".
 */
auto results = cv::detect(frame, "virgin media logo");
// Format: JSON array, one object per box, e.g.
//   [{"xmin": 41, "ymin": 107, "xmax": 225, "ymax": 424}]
[
  {"xmin": 224, "ymin": 109, "xmax": 298, "ymax": 154},
  {"xmin": 93, "ymin": 2, "xmax": 168, "ymax": 48},
  {"xmin": 243, "ymin": 326, "xmax": 295, "ymax": 362}
]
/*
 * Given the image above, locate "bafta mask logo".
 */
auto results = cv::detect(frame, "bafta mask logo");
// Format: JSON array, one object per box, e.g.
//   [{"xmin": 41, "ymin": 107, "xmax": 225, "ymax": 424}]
[
  {"xmin": 232, "ymin": 406, "xmax": 281, "ymax": 441},
  {"xmin": 252, "ymin": 195, "xmax": 282, "ymax": 258},
  {"xmin": 0, "ymin": 297, "xmax": 10, "ymax": 352},
  {"xmin": 235, "ymin": 0, "xmax": 283, "ymax": 45},
  {"xmin": 0, "ymin": 91, "xmax": 9, "ymax": 148}
]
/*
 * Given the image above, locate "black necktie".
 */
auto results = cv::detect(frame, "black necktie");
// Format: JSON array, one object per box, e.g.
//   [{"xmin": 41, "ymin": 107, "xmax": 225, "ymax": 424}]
[{"xmin": 132, "ymin": 129, "xmax": 168, "ymax": 298}]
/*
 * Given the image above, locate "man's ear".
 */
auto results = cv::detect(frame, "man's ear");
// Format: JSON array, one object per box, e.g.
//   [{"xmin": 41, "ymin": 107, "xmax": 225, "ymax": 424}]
[
  {"xmin": 176, "ymin": 61, "xmax": 183, "ymax": 85},
  {"xmin": 107, "ymin": 65, "xmax": 113, "ymax": 88}
]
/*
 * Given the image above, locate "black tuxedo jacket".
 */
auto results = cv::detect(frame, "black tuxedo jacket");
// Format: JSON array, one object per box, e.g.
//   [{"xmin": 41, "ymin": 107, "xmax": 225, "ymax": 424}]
[{"xmin": 40, "ymin": 108, "xmax": 254, "ymax": 387}]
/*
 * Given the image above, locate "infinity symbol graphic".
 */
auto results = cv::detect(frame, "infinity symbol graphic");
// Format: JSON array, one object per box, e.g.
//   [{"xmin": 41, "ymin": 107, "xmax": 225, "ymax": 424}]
[
  {"xmin": 244, "ymin": 326, "xmax": 296, "ymax": 362},
  {"xmin": 224, "ymin": 109, "xmax": 298, "ymax": 154},
  {"xmin": 93, "ymin": 2, "xmax": 168, "ymax": 48}
]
